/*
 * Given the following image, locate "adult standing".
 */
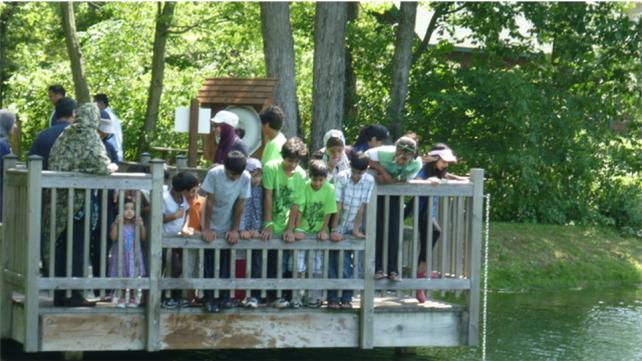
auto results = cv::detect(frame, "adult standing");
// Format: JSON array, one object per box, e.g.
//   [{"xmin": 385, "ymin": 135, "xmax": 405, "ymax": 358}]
[
  {"xmin": 94, "ymin": 93, "xmax": 124, "ymax": 162},
  {"xmin": 351, "ymin": 124, "xmax": 392, "ymax": 153},
  {"xmin": 97, "ymin": 110, "xmax": 120, "ymax": 165},
  {"xmin": 47, "ymin": 84, "xmax": 67, "ymax": 127},
  {"xmin": 29, "ymin": 98, "xmax": 76, "ymax": 170},
  {"xmin": 0, "ymin": 110, "xmax": 17, "ymax": 221},
  {"xmin": 47, "ymin": 103, "xmax": 116, "ymax": 307},
  {"xmin": 211, "ymin": 110, "xmax": 248, "ymax": 164}
]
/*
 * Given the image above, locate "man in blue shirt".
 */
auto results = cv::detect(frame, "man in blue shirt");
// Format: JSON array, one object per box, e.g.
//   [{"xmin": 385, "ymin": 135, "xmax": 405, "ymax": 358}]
[{"xmin": 29, "ymin": 98, "xmax": 76, "ymax": 169}]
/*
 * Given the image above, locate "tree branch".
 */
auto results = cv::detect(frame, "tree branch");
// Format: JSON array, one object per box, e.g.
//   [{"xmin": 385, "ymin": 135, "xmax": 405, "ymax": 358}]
[{"xmin": 412, "ymin": 3, "xmax": 465, "ymax": 64}]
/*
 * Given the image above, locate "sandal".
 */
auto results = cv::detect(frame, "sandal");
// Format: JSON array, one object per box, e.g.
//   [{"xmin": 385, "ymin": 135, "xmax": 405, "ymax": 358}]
[
  {"xmin": 374, "ymin": 270, "xmax": 387, "ymax": 280},
  {"xmin": 388, "ymin": 272, "xmax": 401, "ymax": 282}
]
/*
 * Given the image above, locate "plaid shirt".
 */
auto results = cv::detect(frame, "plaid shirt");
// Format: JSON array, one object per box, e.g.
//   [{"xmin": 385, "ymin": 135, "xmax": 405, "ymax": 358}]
[{"xmin": 334, "ymin": 169, "xmax": 375, "ymax": 234}]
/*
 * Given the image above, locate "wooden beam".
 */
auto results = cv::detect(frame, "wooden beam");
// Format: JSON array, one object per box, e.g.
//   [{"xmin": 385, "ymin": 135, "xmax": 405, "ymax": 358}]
[
  {"xmin": 360, "ymin": 185, "xmax": 377, "ymax": 349},
  {"xmin": 162, "ymin": 236, "xmax": 366, "ymax": 250},
  {"xmin": 377, "ymin": 181, "xmax": 473, "ymax": 197},
  {"xmin": 146, "ymin": 160, "xmax": 165, "ymax": 351},
  {"xmin": 1, "ymin": 155, "xmax": 18, "ymax": 338},
  {"xmin": 467, "ymin": 168, "xmax": 484, "ymax": 346},
  {"xmin": 41, "ymin": 172, "xmax": 152, "ymax": 190},
  {"xmin": 187, "ymin": 98, "xmax": 199, "ymax": 167}
]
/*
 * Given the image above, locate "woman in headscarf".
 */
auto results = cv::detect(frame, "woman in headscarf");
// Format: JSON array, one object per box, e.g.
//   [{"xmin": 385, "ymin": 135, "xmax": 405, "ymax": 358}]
[
  {"xmin": 313, "ymin": 129, "xmax": 351, "ymax": 183},
  {"xmin": 211, "ymin": 110, "xmax": 247, "ymax": 164},
  {"xmin": 0, "ymin": 110, "xmax": 16, "ymax": 221},
  {"xmin": 47, "ymin": 103, "xmax": 116, "ymax": 306}
]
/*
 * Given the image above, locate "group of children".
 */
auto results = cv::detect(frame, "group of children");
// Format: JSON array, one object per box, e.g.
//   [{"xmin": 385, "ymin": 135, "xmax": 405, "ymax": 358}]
[{"xmin": 106, "ymin": 106, "xmax": 464, "ymax": 311}]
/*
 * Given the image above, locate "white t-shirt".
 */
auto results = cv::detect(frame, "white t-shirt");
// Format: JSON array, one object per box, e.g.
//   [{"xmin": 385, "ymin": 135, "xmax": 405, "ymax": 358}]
[
  {"xmin": 201, "ymin": 165, "xmax": 251, "ymax": 233},
  {"xmin": 162, "ymin": 189, "xmax": 189, "ymax": 234}
]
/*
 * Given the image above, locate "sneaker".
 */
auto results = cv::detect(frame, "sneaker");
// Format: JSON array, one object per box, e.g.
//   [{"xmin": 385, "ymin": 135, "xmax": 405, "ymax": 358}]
[
  {"xmin": 289, "ymin": 300, "xmax": 303, "ymax": 309},
  {"xmin": 116, "ymin": 298, "xmax": 127, "ymax": 309},
  {"xmin": 374, "ymin": 270, "xmax": 387, "ymax": 280},
  {"xmin": 242, "ymin": 297, "xmax": 259, "ymax": 309},
  {"xmin": 177, "ymin": 298, "xmax": 190, "ymax": 308},
  {"xmin": 220, "ymin": 299, "xmax": 235, "ymax": 310},
  {"xmin": 306, "ymin": 299, "xmax": 322, "ymax": 308},
  {"xmin": 203, "ymin": 299, "xmax": 220, "ymax": 313},
  {"xmin": 270, "ymin": 298, "xmax": 289, "ymax": 309},
  {"xmin": 161, "ymin": 298, "xmax": 178, "ymax": 309},
  {"xmin": 327, "ymin": 301, "xmax": 341, "ymax": 310},
  {"xmin": 340, "ymin": 302, "xmax": 353, "ymax": 309},
  {"xmin": 430, "ymin": 271, "xmax": 442, "ymax": 279},
  {"xmin": 127, "ymin": 298, "xmax": 139, "ymax": 308},
  {"xmin": 388, "ymin": 271, "xmax": 401, "ymax": 282}
]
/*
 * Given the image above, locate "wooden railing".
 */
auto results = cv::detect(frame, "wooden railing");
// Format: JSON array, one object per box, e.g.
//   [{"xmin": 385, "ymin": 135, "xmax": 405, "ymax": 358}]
[{"xmin": 0, "ymin": 155, "xmax": 484, "ymax": 351}]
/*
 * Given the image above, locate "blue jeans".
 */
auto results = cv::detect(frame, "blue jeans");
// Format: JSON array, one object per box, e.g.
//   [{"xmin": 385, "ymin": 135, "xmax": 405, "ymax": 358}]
[{"xmin": 327, "ymin": 249, "xmax": 363, "ymax": 303}]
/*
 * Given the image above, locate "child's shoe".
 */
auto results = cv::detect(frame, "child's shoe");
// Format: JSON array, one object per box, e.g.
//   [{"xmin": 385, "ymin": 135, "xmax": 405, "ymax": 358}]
[
  {"xmin": 374, "ymin": 270, "xmax": 387, "ymax": 280},
  {"xmin": 306, "ymin": 299, "xmax": 322, "ymax": 308},
  {"xmin": 116, "ymin": 298, "xmax": 127, "ymax": 309},
  {"xmin": 270, "ymin": 298, "xmax": 289, "ymax": 309},
  {"xmin": 127, "ymin": 298, "xmax": 139, "ymax": 308},
  {"xmin": 242, "ymin": 297, "xmax": 259, "ymax": 309}
]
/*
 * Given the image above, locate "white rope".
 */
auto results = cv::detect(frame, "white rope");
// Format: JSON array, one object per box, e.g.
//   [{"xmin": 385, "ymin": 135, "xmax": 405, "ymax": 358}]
[{"xmin": 482, "ymin": 193, "xmax": 491, "ymax": 361}]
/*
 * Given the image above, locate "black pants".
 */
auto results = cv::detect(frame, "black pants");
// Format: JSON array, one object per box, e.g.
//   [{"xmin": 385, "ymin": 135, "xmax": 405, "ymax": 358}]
[
  {"xmin": 53, "ymin": 216, "xmax": 88, "ymax": 304},
  {"xmin": 418, "ymin": 214, "xmax": 441, "ymax": 263},
  {"xmin": 203, "ymin": 249, "xmax": 231, "ymax": 301},
  {"xmin": 375, "ymin": 195, "xmax": 400, "ymax": 274}
]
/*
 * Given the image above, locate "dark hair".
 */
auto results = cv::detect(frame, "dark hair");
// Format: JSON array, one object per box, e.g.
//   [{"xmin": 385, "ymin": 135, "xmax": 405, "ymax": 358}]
[
  {"xmin": 431, "ymin": 143, "xmax": 449, "ymax": 151},
  {"xmin": 309, "ymin": 159, "xmax": 328, "ymax": 178},
  {"xmin": 350, "ymin": 151, "xmax": 369, "ymax": 171},
  {"xmin": 54, "ymin": 97, "xmax": 76, "ymax": 120},
  {"xmin": 326, "ymin": 135, "xmax": 344, "ymax": 149},
  {"xmin": 260, "ymin": 105, "xmax": 284, "ymax": 131},
  {"xmin": 235, "ymin": 128, "xmax": 245, "ymax": 139},
  {"xmin": 172, "ymin": 171, "xmax": 199, "ymax": 192},
  {"xmin": 224, "ymin": 150, "xmax": 247, "ymax": 175},
  {"xmin": 93, "ymin": 93, "xmax": 109, "ymax": 107},
  {"xmin": 281, "ymin": 137, "xmax": 308, "ymax": 160},
  {"xmin": 48, "ymin": 84, "xmax": 66, "ymax": 97},
  {"xmin": 354, "ymin": 124, "xmax": 390, "ymax": 147}
]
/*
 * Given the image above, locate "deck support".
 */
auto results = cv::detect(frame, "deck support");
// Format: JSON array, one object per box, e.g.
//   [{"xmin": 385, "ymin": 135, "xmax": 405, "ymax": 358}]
[
  {"xmin": 467, "ymin": 169, "xmax": 484, "ymax": 346},
  {"xmin": 360, "ymin": 186, "xmax": 377, "ymax": 349},
  {"xmin": 24, "ymin": 156, "xmax": 43, "ymax": 352}
]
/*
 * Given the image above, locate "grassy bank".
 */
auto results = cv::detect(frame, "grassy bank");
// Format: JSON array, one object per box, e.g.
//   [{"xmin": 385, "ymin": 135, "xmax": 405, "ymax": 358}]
[{"xmin": 488, "ymin": 222, "xmax": 642, "ymax": 291}]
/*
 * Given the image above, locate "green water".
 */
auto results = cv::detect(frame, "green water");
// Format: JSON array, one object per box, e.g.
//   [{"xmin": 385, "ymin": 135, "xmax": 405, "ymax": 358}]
[{"xmin": 3, "ymin": 289, "xmax": 641, "ymax": 361}]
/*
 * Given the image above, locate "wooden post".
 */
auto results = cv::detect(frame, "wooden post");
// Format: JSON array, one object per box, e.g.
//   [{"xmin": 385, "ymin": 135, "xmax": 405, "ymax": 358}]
[
  {"xmin": 1, "ymin": 155, "xmax": 18, "ymax": 340},
  {"xmin": 140, "ymin": 152, "xmax": 151, "ymax": 165},
  {"xmin": 188, "ymin": 98, "xmax": 199, "ymax": 167},
  {"xmin": 24, "ymin": 156, "xmax": 43, "ymax": 352},
  {"xmin": 176, "ymin": 155, "xmax": 188, "ymax": 170},
  {"xmin": 467, "ymin": 168, "xmax": 484, "ymax": 346},
  {"xmin": 146, "ymin": 159, "xmax": 165, "ymax": 351},
  {"xmin": 360, "ymin": 186, "xmax": 377, "ymax": 349}
]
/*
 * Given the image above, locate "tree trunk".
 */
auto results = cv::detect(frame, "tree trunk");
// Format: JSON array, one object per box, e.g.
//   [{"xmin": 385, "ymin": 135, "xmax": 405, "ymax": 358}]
[
  {"xmin": 387, "ymin": 2, "xmax": 417, "ymax": 139},
  {"xmin": 60, "ymin": 2, "xmax": 91, "ymax": 103},
  {"xmin": 311, "ymin": 2, "xmax": 347, "ymax": 152},
  {"xmin": 142, "ymin": 2, "xmax": 175, "ymax": 142},
  {"xmin": 260, "ymin": 2, "xmax": 300, "ymax": 139},
  {"xmin": 343, "ymin": 2, "xmax": 359, "ymax": 130}
]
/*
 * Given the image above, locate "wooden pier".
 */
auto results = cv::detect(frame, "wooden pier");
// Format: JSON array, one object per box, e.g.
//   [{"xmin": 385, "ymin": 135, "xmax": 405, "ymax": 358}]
[{"xmin": 1, "ymin": 155, "xmax": 484, "ymax": 353}]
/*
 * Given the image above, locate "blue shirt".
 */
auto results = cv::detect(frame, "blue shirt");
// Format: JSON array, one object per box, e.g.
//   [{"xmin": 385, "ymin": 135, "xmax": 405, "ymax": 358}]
[{"xmin": 29, "ymin": 123, "xmax": 69, "ymax": 170}]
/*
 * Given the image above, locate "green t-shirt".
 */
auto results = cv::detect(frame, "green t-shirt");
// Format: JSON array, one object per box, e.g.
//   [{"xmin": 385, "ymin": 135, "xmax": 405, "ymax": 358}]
[
  {"xmin": 366, "ymin": 145, "xmax": 422, "ymax": 181},
  {"xmin": 261, "ymin": 132, "xmax": 287, "ymax": 165},
  {"xmin": 262, "ymin": 159, "xmax": 307, "ymax": 234},
  {"xmin": 300, "ymin": 181, "xmax": 337, "ymax": 234}
]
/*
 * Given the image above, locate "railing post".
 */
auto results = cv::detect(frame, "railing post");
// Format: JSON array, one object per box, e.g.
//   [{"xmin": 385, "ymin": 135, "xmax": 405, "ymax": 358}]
[
  {"xmin": 360, "ymin": 186, "xmax": 377, "ymax": 349},
  {"xmin": 175, "ymin": 155, "xmax": 188, "ymax": 170},
  {"xmin": 146, "ymin": 159, "xmax": 165, "ymax": 351},
  {"xmin": 24, "ymin": 156, "xmax": 43, "ymax": 351},
  {"xmin": 1, "ymin": 155, "xmax": 18, "ymax": 339},
  {"xmin": 467, "ymin": 168, "xmax": 484, "ymax": 346},
  {"xmin": 140, "ymin": 152, "xmax": 151, "ymax": 165}
]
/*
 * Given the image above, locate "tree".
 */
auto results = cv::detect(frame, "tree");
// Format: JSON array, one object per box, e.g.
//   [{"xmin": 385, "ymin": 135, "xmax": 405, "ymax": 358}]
[
  {"xmin": 141, "ymin": 2, "xmax": 175, "ymax": 148},
  {"xmin": 310, "ymin": 2, "xmax": 347, "ymax": 152},
  {"xmin": 343, "ymin": 2, "xmax": 359, "ymax": 129},
  {"xmin": 260, "ymin": 2, "xmax": 300, "ymax": 138},
  {"xmin": 387, "ymin": 1, "xmax": 417, "ymax": 139},
  {"xmin": 60, "ymin": 2, "xmax": 91, "ymax": 103}
]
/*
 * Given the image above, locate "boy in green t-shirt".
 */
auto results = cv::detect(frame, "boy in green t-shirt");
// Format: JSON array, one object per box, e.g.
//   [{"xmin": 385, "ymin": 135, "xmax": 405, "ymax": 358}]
[
  {"xmin": 366, "ymin": 135, "xmax": 422, "ymax": 282},
  {"xmin": 259, "ymin": 137, "xmax": 308, "ymax": 307},
  {"xmin": 259, "ymin": 105, "xmax": 287, "ymax": 165},
  {"xmin": 293, "ymin": 160, "xmax": 337, "ymax": 307}
]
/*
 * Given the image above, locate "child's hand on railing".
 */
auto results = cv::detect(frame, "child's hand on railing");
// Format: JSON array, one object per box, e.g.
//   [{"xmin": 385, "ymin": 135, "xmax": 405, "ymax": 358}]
[
  {"xmin": 283, "ymin": 229, "xmax": 295, "ymax": 243},
  {"xmin": 317, "ymin": 230, "xmax": 328, "ymax": 241},
  {"xmin": 225, "ymin": 230, "xmax": 239, "ymax": 245},
  {"xmin": 294, "ymin": 229, "xmax": 305, "ymax": 240},
  {"xmin": 202, "ymin": 229, "xmax": 216, "ymax": 242},
  {"xmin": 174, "ymin": 206, "xmax": 185, "ymax": 220},
  {"xmin": 330, "ymin": 230, "xmax": 342, "ymax": 242},
  {"xmin": 240, "ymin": 230, "xmax": 252, "ymax": 240},
  {"xmin": 260, "ymin": 224, "xmax": 273, "ymax": 241},
  {"xmin": 136, "ymin": 217, "xmax": 144, "ymax": 227}
]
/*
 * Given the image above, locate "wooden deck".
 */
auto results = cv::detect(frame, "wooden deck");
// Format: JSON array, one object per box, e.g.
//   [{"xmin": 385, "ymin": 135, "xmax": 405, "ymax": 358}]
[{"xmin": 1, "ymin": 156, "xmax": 484, "ymax": 353}]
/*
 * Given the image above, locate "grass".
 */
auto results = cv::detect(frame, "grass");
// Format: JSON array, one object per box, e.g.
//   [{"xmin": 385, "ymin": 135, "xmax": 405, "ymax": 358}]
[{"xmin": 488, "ymin": 222, "xmax": 642, "ymax": 291}]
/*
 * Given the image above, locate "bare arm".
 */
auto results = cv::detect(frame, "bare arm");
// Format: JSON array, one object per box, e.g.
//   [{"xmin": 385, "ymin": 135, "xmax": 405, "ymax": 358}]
[
  {"xmin": 283, "ymin": 204, "xmax": 299, "ymax": 243},
  {"xmin": 109, "ymin": 218, "xmax": 120, "ymax": 241},
  {"xmin": 137, "ymin": 217, "xmax": 147, "ymax": 241},
  {"xmin": 368, "ymin": 160, "xmax": 393, "ymax": 184},
  {"xmin": 260, "ymin": 189, "xmax": 274, "ymax": 240},
  {"xmin": 226, "ymin": 198, "xmax": 244, "ymax": 245},
  {"xmin": 330, "ymin": 203, "xmax": 343, "ymax": 242},
  {"xmin": 318, "ymin": 213, "xmax": 331, "ymax": 240},
  {"xmin": 202, "ymin": 193, "xmax": 216, "ymax": 241}
]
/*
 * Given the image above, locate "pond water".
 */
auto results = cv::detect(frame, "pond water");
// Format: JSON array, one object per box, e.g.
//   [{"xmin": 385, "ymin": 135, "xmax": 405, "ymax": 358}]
[{"xmin": 3, "ymin": 289, "xmax": 641, "ymax": 361}]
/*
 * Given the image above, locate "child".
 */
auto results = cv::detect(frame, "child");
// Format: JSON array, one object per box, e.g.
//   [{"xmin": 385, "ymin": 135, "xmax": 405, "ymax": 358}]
[
  {"xmin": 259, "ymin": 137, "xmax": 308, "ymax": 308},
  {"xmin": 367, "ymin": 135, "xmax": 422, "ymax": 282},
  {"xmin": 239, "ymin": 158, "xmax": 263, "ymax": 307},
  {"xmin": 162, "ymin": 171, "xmax": 199, "ymax": 308},
  {"xmin": 411, "ymin": 143, "xmax": 467, "ymax": 303},
  {"xmin": 184, "ymin": 176, "xmax": 205, "ymax": 306},
  {"xmin": 293, "ymin": 160, "xmax": 337, "ymax": 307},
  {"xmin": 108, "ymin": 199, "xmax": 146, "ymax": 308},
  {"xmin": 312, "ymin": 129, "xmax": 350, "ymax": 182},
  {"xmin": 327, "ymin": 151, "xmax": 375, "ymax": 308},
  {"xmin": 201, "ymin": 151, "xmax": 251, "ymax": 313},
  {"xmin": 260, "ymin": 105, "xmax": 287, "ymax": 165}
]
